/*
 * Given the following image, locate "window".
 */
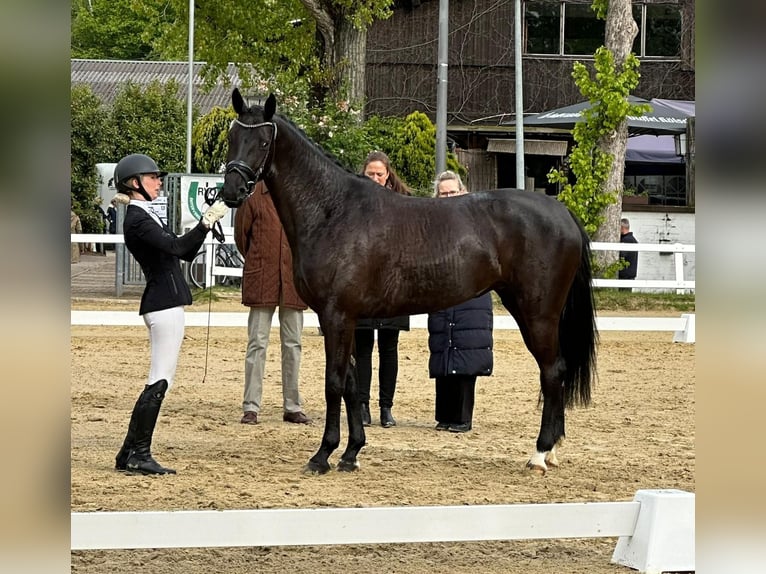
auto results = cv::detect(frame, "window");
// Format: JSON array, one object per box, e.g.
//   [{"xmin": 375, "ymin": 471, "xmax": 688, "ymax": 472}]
[
  {"xmin": 624, "ymin": 174, "xmax": 686, "ymax": 206},
  {"xmin": 525, "ymin": 1, "xmax": 682, "ymax": 58},
  {"xmin": 643, "ymin": 4, "xmax": 681, "ymax": 57}
]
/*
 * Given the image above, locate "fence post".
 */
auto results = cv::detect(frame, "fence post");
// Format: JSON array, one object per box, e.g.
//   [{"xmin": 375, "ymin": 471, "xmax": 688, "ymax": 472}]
[
  {"xmin": 673, "ymin": 244, "xmax": 685, "ymax": 294},
  {"xmin": 612, "ymin": 489, "xmax": 695, "ymax": 573},
  {"xmin": 205, "ymin": 242, "xmax": 215, "ymax": 287},
  {"xmin": 115, "ymin": 205, "xmax": 125, "ymax": 297}
]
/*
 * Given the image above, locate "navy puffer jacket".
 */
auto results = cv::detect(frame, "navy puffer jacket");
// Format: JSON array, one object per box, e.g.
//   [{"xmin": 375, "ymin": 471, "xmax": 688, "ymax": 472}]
[{"xmin": 427, "ymin": 293, "xmax": 494, "ymax": 378}]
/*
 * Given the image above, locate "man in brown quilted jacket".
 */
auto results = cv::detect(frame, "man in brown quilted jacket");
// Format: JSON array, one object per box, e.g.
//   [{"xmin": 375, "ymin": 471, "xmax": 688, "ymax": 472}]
[{"xmin": 234, "ymin": 181, "xmax": 311, "ymax": 425}]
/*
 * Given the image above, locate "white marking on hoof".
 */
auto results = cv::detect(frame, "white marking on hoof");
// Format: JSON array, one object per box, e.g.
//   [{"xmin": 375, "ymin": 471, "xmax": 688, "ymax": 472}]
[
  {"xmin": 525, "ymin": 452, "xmax": 548, "ymax": 476},
  {"xmin": 545, "ymin": 445, "xmax": 560, "ymax": 468}
]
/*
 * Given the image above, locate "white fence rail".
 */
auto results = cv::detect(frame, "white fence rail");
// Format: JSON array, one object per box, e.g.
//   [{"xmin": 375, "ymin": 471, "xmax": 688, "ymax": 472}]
[
  {"xmin": 71, "ymin": 489, "xmax": 695, "ymax": 573},
  {"xmin": 72, "ymin": 501, "xmax": 640, "ymax": 550},
  {"xmin": 70, "ymin": 311, "xmax": 695, "ymax": 342},
  {"xmin": 71, "ymin": 234, "xmax": 695, "ymax": 293}
]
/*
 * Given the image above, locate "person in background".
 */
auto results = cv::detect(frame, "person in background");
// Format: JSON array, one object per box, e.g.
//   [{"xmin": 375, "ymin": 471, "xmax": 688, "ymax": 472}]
[
  {"xmin": 235, "ymin": 180, "xmax": 311, "ymax": 426},
  {"xmin": 618, "ymin": 217, "xmax": 639, "ymax": 287},
  {"xmin": 355, "ymin": 151, "xmax": 412, "ymax": 428},
  {"xmin": 113, "ymin": 153, "xmax": 228, "ymax": 475},
  {"xmin": 70, "ymin": 208, "xmax": 82, "ymax": 264},
  {"xmin": 427, "ymin": 170, "xmax": 494, "ymax": 433},
  {"xmin": 107, "ymin": 201, "xmax": 117, "ymax": 234}
]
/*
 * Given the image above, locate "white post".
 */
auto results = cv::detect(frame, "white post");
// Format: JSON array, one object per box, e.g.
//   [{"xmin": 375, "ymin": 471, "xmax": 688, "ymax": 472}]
[
  {"xmin": 612, "ymin": 489, "xmax": 695, "ymax": 573},
  {"xmin": 205, "ymin": 243, "xmax": 215, "ymax": 287},
  {"xmin": 673, "ymin": 244, "xmax": 685, "ymax": 294}
]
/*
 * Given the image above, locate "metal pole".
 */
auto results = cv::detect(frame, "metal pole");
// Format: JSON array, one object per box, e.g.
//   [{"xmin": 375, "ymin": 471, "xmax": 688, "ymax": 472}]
[
  {"xmin": 435, "ymin": 0, "xmax": 449, "ymax": 177},
  {"xmin": 186, "ymin": 0, "xmax": 195, "ymax": 173},
  {"xmin": 514, "ymin": 0, "xmax": 525, "ymax": 189}
]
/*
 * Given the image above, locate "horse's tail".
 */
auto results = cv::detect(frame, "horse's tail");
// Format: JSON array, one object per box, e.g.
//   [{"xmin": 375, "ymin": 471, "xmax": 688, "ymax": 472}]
[{"xmin": 560, "ymin": 215, "xmax": 598, "ymax": 408}]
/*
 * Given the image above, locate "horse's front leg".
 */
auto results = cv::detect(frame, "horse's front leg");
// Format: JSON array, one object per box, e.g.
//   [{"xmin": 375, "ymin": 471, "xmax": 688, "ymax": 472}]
[
  {"xmin": 526, "ymin": 358, "xmax": 567, "ymax": 476},
  {"xmin": 337, "ymin": 354, "xmax": 366, "ymax": 472},
  {"xmin": 304, "ymin": 319, "xmax": 355, "ymax": 475}
]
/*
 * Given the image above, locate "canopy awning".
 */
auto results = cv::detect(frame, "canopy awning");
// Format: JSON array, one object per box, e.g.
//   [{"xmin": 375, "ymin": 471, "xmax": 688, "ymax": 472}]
[
  {"xmin": 502, "ymin": 96, "xmax": 695, "ymax": 136},
  {"xmin": 486, "ymin": 139, "xmax": 568, "ymax": 156}
]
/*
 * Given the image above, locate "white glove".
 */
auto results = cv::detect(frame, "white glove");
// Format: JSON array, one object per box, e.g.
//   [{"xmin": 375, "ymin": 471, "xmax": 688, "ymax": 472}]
[
  {"xmin": 111, "ymin": 193, "xmax": 131, "ymax": 205},
  {"xmin": 201, "ymin": 201, "xmax": 229, "ymax": 227}
]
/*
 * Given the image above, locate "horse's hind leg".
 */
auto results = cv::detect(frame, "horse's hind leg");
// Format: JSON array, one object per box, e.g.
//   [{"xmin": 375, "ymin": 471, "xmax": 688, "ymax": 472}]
[
  {"xmin": 337, "ymin": 355, "xmax": 366, "ymax": 472},
  {"xmin": 497, "ymin": 290, "xmax": 566, "ymax": 475},
  {"xmin": 526, "ymin": 354, "xmax": 567, "ymax": 475}
]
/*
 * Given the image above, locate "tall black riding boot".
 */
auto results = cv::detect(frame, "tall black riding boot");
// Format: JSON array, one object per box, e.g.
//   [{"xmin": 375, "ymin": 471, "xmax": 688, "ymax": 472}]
[
  {"xmin": 116, "ymin": 379, "xmax": 167, "ymax": 470},
  {"xmin": 115, "ymin": 395, "xmax": 142, "ymax": 470},
  {"xmin": 124, "ymin": 379, "xmax": 176, "ymax": 475}
]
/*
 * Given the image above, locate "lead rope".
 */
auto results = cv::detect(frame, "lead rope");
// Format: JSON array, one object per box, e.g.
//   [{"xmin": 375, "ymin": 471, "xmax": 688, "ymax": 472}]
[
  {"xmin": 200, "ymin": 186, "xmax": 224, "ymax": 384},
  {"xmin": 201, "ymin": 276, "xmax": 214, "ymax": 384}
]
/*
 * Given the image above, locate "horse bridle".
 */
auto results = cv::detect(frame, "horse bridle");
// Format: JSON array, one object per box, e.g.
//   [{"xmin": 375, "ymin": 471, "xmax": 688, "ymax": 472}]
[{"xmin": 224, "ymin": 119, "xmax": 278, "ymax": 197}]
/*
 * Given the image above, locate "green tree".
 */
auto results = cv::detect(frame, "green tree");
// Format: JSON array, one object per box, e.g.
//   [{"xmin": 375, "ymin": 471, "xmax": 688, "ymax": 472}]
[
  {"xmin": 387, "ymin": 111, "xmax": 464, "ymax": 196},
  {"xmin": 549, "ymin": 0, "xmax": 647, "ymax": 249},
  {"xmin": 71, "ymin": 0, "xmax": 154, "ymax": 60},
  {"xmin": 136, "ymin": 0, "xmax": 394, "ymax": 108},
  {"xmin": 70, "ymin": 84, "xmax": 115, "ymax": 232},
  {"xmin": 110, "ymin": 80, "xmax": 190, "ymax": 173},
  {"xmin": 192, "ymin": 106, "xmax": 236, "ymax": 174}
]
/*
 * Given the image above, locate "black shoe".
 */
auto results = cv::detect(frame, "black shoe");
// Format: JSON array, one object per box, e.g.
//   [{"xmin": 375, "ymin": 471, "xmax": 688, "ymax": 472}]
[
  {"xmin": 448, "ymin": 422, "xmax": 472, "ymax": 433},
  {"xmin": 126, "ymin": 451, "xmax": 176, "ymax": 475},
  {"xmin": 361, "ymin": 402, "xmax": 371, "ymax": 427},
  {"xmin": 435, "ymin": 422, "xmax": 450, "ymax": 431},
  {"xmin": 380, "ymin": 407, "xmax": 396, "ymax": 428}
]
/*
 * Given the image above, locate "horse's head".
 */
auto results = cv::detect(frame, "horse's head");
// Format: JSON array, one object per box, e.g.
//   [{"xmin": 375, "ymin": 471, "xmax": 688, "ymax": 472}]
[{"xmin": 221, "ymin": 88, "xmax": 278, "ymax": 208}]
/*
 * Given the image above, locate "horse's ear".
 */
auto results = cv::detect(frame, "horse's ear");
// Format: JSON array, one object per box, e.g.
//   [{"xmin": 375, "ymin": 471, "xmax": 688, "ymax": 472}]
[
  {"xmin": 264, "ymin": 93, "xmax": 276, "ymax": 121},
  {"xmin": 232, "ymin": 88, "xmax": 245, "ymax": 115}
]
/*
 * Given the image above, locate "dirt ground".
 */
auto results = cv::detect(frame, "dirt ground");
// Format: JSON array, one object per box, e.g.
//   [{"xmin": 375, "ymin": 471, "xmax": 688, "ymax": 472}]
[{"xmin": 71, "ymin": 297, "xmax": 694, "ymax": 573}]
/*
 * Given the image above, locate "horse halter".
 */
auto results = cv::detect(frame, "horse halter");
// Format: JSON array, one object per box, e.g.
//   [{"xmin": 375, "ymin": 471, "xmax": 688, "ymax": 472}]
[{"xmin": 225, "ymin": 119, "xmax": 278, "ymax": 197}]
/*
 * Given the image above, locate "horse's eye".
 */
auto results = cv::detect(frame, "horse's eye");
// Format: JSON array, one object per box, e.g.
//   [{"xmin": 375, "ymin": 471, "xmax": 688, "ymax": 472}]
[{"xmin": 261, "ymin": 141, "xmax": 269, "ymax": 148}]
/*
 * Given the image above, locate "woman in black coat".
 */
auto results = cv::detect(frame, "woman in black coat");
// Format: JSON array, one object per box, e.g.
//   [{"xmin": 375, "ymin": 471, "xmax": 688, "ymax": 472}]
[
  {"xmin": 429, "ymin": 171, "xmax": 494, "ymax": 432},
  {"xmin": 112, "ymin": 153, "xmax": 228, "ymax": 476},
  {"xmin": 355, "ymin": 151, "xmax": 412, "ymax": 428}
]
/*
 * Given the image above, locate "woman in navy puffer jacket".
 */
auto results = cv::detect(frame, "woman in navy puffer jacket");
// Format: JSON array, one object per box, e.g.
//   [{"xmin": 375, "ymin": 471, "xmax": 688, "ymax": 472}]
[{"xmin": 428, "ymin": 171, "xmax": 494, "ymax": 433}]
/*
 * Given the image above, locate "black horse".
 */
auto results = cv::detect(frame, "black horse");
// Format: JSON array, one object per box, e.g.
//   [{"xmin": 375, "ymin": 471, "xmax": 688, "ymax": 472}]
[{"xmin": 221, "ymin": 89, "xmax": 597, "ymax": 476}]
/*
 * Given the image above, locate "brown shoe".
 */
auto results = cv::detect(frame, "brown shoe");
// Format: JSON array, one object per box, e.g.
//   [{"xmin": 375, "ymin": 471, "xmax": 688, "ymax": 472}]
[
  {"xmin": 240, "ymin": 411, "xmax": 258, "ymax": 425},
  {"xmin": 283, "ymin": 411, "xmax": 311, "ymax": 424}
]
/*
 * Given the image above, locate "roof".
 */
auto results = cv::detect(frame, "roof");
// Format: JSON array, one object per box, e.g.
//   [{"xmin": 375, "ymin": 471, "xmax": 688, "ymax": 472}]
[{"xmin": 71, "ymin": 59, "xmax": 243, "ymax": 114}]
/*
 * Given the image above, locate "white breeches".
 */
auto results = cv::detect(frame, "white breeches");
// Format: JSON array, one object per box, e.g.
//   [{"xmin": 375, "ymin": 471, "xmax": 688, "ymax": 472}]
[{"xmin": 142, "ymin": 306, "xmax": 185, "ymax": 390}]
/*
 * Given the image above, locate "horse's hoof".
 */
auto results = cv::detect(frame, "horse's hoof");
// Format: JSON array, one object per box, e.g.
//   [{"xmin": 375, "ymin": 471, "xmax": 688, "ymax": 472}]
[
  {"xmin": 525, "ymin": 452, "xmax": 548, "ymax": 476},
  {"xmin": 337, "ymin": 459, "xmax": 360, "ymax": 472},
  {"xmin": 524, "ymin": 462, "xmax": 547, "ymax": 476},
  {"xmin": 544, "ymin": 454, "xmax": 560, "ymax": 468},
  {"xmin": 303, "ymin": 461, "xmax": 331, "ymax": 475}
]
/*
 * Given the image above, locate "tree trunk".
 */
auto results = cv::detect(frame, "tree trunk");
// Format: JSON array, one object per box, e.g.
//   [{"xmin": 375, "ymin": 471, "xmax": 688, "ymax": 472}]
[
  {"xmin": 300, "ymin": 1, "xmax": 366, "ymax": 116},
  {"xmin": 334, "ymin": 17, "xmax": 367, "ymax": 114},
  {"xmin": 593, "ymin": 0, "xmax": 639, "ymax": 249}
]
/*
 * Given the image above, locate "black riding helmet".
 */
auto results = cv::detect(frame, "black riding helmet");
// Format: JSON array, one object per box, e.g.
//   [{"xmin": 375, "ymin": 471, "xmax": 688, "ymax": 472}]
[{"xmin": 114, "ymin": 154, "xmax": 168, "ymax": 200}]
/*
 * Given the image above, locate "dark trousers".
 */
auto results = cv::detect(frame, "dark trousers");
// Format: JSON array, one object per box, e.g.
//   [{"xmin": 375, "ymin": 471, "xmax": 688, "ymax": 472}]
[
  {"xmin": 435, "ymin": 375, "xmax": 476, "ymax": 425},
  {"xmin": 354, "ymin": 329, "xmax": 400, "ymax": 408}
]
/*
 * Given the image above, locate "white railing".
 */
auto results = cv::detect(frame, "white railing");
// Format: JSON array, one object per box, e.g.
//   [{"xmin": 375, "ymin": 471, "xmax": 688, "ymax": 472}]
[
  {"xmin": 70, "ymin": 310, "xmax": 696, "ymax": 342},
  {"xmin": 71, "ymin": 235, "xmax": 695, "ymax": 293},
  {"xmin": 70, "ymin": 489, "xmax": 695, "ymax": 572},
  {"xmin": 591, "ymin": 241, "xmax": 695, "ymax": 293}
]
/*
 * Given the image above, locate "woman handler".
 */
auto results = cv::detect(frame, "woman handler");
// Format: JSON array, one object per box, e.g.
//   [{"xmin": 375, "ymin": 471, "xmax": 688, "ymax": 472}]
[{"xmin": 112, "ymin": 153, "xmax": 228, "ymax": 475}]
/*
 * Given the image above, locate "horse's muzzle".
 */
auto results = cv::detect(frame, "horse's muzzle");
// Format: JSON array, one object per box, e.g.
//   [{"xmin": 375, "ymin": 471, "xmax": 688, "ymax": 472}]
[{"xmin": 222, "ymin": 160, "xmax": 259, "ymax": 207}]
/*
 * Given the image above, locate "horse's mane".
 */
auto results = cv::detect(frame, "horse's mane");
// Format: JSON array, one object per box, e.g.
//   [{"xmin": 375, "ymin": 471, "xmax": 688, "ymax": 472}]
[{"xmin": 246, "ymin": 103, "xmax": 360, "ymax": 177}]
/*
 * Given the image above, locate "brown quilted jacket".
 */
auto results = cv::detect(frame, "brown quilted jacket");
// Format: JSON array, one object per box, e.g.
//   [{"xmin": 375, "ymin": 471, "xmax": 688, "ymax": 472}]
[{"xmin": 234, "ymin": 182, "xmax": 307, "ymax": 310}]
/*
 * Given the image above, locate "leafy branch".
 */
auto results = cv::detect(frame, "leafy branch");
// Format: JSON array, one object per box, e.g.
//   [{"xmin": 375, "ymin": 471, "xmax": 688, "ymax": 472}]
[{"xmin": 548, "ymin": 46, "xmax": 648, "ymax": 236}]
